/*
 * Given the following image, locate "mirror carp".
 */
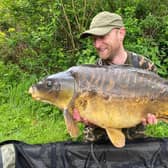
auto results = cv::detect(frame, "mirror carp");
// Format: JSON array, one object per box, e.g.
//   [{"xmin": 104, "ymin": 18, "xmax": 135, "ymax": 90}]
[{"xmin": 29, "ymin": 64, "xmax": 168, "ymax": 148}]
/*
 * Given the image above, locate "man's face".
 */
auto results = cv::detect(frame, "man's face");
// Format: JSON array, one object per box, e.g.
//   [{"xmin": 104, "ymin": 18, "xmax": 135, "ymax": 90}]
[{"xmin": 92, "ymin": 28, "xmax": 124, "ymax": 60}]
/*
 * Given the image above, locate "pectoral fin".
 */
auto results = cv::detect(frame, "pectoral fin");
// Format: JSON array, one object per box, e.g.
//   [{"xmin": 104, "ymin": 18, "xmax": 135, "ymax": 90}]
[
  {"xmin": 64, "ymin": 109, "xmax": 79, "ymax": 137},
  {"xmin": 106, "ymin": 128, "xmax": 125, "ymax": 148}
]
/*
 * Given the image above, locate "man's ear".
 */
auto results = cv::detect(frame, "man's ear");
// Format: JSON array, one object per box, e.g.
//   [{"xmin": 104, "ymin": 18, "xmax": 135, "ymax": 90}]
[{"xmin": 119, "ymin": 27, "xmax": 126, "ymax": 41}]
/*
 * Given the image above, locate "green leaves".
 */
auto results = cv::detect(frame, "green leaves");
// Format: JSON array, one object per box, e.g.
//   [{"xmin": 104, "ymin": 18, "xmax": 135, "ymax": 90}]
[
  {"xmin": 0, "ymin": 0, "xmax": 167, "ymax": 77},
  {"xmin": 0, "ymin": 0, "xmax": 168, "ymax": 143},
  {"xmin": 146, "ymin": 122, "xmax": 168, "ymax": 137}
]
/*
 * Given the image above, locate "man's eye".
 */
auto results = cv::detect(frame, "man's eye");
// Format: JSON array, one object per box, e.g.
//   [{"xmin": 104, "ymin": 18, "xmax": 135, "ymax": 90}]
[{"xmin": 47, "ymin": 81, "xmax": 52, "ymax": 87}]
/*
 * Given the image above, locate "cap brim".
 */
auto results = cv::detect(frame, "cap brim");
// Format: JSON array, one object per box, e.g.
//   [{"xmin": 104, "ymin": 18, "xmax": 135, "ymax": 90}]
[{"xmin": 80, "ymin": 27, "xmax": 113, "ymax": 38}]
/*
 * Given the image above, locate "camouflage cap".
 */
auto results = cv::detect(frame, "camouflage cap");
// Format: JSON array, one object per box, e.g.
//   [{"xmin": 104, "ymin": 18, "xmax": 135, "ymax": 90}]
[{"xmin": 80, "ymin": 11, "xmax": 124, "ymax": 38}]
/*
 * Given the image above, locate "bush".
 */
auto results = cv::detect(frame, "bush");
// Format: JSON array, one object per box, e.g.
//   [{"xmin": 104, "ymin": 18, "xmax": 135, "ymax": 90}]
[
  {"xmin": 0, "ymin": 0, "xmax": 167, "ymax": 77},
  {"xmin": 0, "ymin": 1, "xmax": 168, "ymax": 143}
]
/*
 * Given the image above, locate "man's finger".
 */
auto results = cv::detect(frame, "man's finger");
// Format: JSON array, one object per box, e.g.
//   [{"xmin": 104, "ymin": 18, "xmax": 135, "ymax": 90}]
[{"xmin": 147, "ymin": 113, "xmax": 158, "ymax": 125}]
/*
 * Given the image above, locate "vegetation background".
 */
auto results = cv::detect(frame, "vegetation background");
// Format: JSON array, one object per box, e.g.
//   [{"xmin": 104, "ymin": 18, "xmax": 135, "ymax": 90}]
[{"xmin": 0, "ymin": 0, "xmax": 168, "ymax": 144}]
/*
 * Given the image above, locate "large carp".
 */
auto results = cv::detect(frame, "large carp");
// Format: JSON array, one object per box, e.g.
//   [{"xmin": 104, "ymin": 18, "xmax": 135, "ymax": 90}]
[{"xmin": 29, "ymin": 64, "xmax": 168, "ymax": 148}]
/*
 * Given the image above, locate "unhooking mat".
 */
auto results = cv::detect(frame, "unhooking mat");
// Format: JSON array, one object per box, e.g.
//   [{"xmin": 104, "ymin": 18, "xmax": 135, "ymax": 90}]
[{"xmin": 0, "ymin": 138, "xmax": 168, "ymax": 168}]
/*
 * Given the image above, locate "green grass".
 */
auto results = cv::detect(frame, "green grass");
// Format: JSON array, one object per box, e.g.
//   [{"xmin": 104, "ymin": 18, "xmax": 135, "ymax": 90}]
[
  {"xmin": 0, "ymin": 76, "xmax": 74, "ymax": 144},
  {"xmin": 146, "ymin": 121, "xmax": 168, "ymax": 138},
  {"xmin": 0, "ymin": 70, "xmax": 168, "ymax": 144}
]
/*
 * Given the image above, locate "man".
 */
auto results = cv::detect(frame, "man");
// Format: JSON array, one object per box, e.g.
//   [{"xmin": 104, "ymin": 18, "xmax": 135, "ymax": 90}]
[{"xmin": 78, "ymin": 11, "xmax": 157, "ymax": 142}]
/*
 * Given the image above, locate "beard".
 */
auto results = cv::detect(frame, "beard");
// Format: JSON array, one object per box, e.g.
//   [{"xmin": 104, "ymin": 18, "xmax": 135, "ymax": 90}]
[{"xmin": 102, "ymin": 45, "xmax": 120, "ymax": 63}]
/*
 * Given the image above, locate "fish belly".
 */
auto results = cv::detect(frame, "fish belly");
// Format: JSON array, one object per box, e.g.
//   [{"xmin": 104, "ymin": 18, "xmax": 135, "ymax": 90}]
[{"xmin": 74, "ymin": 92, "xmax": 168, "ymax": 129}]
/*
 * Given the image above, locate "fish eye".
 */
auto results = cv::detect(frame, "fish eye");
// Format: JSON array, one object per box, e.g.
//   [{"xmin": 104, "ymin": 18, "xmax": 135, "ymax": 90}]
[{"xmin": 46, "ymin": 80, "xmax": 52, "ymax": 88}]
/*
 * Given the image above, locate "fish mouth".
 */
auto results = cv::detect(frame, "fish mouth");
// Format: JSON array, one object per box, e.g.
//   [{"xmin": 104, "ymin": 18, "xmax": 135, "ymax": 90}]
[
  {"xmin": 28, "ymin": 86, "xmax": 41, "ymax": 100},
  {"xmin": 28, "ymin": 86, "xmax": 52, "ymax": 103},
  {"xmin": 28, "ymin": 86, "xmax": 33, "ymax": 94}
]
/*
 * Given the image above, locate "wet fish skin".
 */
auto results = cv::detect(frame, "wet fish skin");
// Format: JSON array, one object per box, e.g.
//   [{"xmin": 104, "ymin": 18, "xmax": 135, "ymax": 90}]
[{"xmin": 29, "ymin": 64, "xmax": 168, "ymax": 148}]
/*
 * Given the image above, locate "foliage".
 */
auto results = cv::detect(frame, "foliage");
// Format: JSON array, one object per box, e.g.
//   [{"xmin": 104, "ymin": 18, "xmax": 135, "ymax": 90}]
[
  {"xmin": 0, "ymin": 61, "xmax": 73, "ymax": 143},
  {"xmin": 146, "ymin": 122, "xmax": 168, "ymax": 137},
  {"xmin": 0, "ymin": 0, "xmax": 168, "ymax": 143},
  {"xmin": 0, "ymin": 0, "xmax": 167, "ymax": 76}
]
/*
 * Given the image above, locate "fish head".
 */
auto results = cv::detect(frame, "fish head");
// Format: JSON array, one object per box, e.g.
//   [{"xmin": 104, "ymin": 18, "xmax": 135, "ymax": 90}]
[{"xmin": 29, "ymin": 71, "xmax": 75, "ymax": 109}]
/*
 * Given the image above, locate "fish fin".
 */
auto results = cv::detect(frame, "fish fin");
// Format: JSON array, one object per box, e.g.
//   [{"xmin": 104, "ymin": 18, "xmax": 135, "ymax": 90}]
[
  {"xmin": 106, "ymin": 128, "xmax": 125, "ymax": 148},
  {"xmin": 63, "ymin": 109, "xmax": 79, "ymax": 137}
]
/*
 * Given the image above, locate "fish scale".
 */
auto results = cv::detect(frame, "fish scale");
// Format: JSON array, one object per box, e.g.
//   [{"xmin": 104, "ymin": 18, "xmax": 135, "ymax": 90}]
[
  {"xmin": 29, "ymin": 64, "xmax": 168, "ymax": 148},
  {"xmin": 74, "ymin": 65, "xmax": 167, "ymax": 99}
]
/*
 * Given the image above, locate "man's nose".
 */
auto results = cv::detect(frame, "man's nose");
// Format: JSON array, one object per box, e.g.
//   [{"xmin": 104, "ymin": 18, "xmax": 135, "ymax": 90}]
[{"xmin": 93, "ymin": 38, "xmax": 102, "ymax": 48}]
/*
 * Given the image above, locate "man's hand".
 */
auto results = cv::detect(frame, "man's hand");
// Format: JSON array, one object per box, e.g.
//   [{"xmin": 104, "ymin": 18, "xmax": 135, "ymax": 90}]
[
  {"xmin": 73, "ymin": 109, "xmax": 81, "ymax": 122},
  {"xmin": 73, "ymin": 109, "xmax": 90, "ymax": 124},
  {"xmin": 142, "ymin": 113, "xmax": 158, "ymax": 126}
]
